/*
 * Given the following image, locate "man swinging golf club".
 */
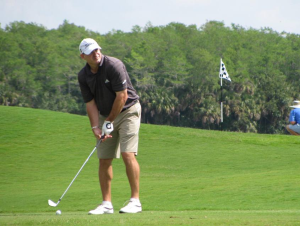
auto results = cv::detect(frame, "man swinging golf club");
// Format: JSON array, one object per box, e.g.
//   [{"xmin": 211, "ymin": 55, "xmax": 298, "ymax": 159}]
[{"xmin": 78, "ymin": 38, "xmax": 142, "ymax": 214}]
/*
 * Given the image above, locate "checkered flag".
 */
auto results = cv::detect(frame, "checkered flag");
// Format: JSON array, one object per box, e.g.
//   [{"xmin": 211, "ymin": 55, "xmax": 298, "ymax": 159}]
[{"xmin": 219, "ymin": 59, "xmax": 231, "ymax": 82}]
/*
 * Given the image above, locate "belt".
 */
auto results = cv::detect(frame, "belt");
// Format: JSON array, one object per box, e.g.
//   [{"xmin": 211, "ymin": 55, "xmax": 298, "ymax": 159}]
[{"xmin": 121, "ymin": 99, "xmax": 139, "ymax": 113}]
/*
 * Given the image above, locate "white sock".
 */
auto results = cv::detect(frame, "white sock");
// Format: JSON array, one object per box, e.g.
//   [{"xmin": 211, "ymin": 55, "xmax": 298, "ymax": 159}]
[
  {"xmin": 130, "ymin": 198, "xmax": 140, "ymax": 204},
  {"xmin": 102, "ymin": 201, "xmax": 113, "ymax": 207}
]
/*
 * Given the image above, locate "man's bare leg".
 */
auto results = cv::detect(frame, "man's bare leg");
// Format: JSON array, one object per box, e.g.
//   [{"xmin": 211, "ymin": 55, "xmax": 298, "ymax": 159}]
[
  {"xmin": 99, "ymin": 158, "xmax": 113, "ymax": 202},
  {"xmin": 121, "ymin": 152, "xmax": 140, "ymax": 199}
]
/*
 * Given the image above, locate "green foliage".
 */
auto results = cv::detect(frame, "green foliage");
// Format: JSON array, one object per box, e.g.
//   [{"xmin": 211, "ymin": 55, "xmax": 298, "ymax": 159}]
[{"xmin": 1, "ymin": 21, "xmax": 300, "ymax": 133}]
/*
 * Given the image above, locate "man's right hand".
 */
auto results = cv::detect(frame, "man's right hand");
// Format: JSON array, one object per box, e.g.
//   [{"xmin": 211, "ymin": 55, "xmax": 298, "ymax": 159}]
[
  {"xmin": 92, "ymin": 127, "xmax": 112, "ymax": 141},
  {"xmin": 92, "ymin": 127, "xmax": 102, "ymax": 139}
]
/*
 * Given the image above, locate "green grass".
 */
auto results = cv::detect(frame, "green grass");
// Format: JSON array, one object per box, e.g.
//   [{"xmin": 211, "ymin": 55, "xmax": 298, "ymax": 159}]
[
  {"xmin": 1, "ymin": 210, "xmax": 300, "ymax": 226},
  {"xmin": 1, "ymin": 106, "xmax": 300, "ymax": 225}
]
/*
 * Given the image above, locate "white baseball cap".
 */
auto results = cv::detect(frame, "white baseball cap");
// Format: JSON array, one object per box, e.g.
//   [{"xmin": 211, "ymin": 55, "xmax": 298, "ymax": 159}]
[
  {"xmin": 79, "ymin": 38, "xmax": 101, "ymax": 55},
  {"xmin": 290, "ymin": 101, "xmax": 300, "ymax": 108}
]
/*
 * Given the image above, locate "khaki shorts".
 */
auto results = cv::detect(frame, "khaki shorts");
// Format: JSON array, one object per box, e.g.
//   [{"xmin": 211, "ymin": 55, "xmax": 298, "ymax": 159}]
[{"xmin": 97, "ymin": 102, "xmax": 141, "ymax": 159}]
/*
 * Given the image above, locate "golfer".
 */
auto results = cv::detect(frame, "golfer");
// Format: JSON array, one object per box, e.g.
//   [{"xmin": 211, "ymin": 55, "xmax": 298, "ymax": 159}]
[
  {"xmin": 78, "ymin": 38, "xmax": 142, "ymax": 214},
  {"xmin": 286, "ymin": 100, "xmax": 300, "ymax": 136}
]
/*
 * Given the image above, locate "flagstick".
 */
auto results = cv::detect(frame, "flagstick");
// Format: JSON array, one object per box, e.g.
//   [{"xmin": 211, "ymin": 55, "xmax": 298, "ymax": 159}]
[
  {"xmin": 220, "ymin": 76, "xmax": 223, "ymax": 130},
  {"xmin": 219, "ymin": 58, "xmax": 231, "ymax": 131}
]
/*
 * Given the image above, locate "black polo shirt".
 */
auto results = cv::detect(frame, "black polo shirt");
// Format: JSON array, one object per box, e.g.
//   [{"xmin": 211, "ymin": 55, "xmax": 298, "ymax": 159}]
[{"xmin": 78, "ymin": 55, "xmax": 139, "ymax": 116}]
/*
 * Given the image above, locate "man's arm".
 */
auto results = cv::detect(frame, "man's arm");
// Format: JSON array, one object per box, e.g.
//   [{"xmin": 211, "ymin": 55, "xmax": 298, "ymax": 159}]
[
  {"xmin": 106, "ymin": 89, "xmax": 128, "ymax": 122},
  {"xmin": 86, "ymin": 99, "xmax": 99, "ymax": 127},
  {"xmin": 86, "ymin": 99, "xmax": 102, "ymax": 139},
  {"xmin": 289, "ymin": 110, "xmax": 296, "ymax": 125}
]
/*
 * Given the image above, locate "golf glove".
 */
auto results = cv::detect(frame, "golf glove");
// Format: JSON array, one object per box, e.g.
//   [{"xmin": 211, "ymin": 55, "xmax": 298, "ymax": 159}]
[{"xmin": 102, "ymin": 121, "xmax": 114, "ymax": 135}]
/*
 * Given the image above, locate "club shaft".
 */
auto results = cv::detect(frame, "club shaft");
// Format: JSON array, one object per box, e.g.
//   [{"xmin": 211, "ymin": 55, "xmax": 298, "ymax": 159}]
[{"xmin": 56, "ymin": 139, "xmax": 102, "ymax": 203}]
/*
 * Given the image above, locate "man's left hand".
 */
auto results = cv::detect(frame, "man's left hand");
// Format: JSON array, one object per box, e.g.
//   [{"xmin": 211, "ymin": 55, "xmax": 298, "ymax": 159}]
[{"xmin": 102, "ymin": 121, "xmax": 114, "ymax": 136}]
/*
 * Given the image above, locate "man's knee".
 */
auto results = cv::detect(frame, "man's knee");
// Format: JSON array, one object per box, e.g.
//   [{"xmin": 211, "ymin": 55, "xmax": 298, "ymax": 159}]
[
  {"xmin": 122, "ymin": 152, "xmax": 136, "ymax": 161},
  {"xmin": 99, "ymin": 159, "xmax": 113, "ymax": 168},
  {"xmin": 122, "ymin": 153, "xmax": 139, "ymax": 168},
  {"xmin": 286, "ymin": 125, "xmax": 300, "ymax": 135}
]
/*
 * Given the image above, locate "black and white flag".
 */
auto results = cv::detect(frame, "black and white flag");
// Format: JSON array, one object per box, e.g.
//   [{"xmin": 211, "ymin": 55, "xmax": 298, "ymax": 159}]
[{"xmin": 219, "ymin": 59, "xmax": 231, "ymax": 82}]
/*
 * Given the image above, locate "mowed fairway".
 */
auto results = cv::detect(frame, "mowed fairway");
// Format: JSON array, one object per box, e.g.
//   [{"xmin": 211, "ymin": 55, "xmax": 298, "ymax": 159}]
[{"xmin": 1, "ymin": 106, "xmax": 300, "ymax": 225}]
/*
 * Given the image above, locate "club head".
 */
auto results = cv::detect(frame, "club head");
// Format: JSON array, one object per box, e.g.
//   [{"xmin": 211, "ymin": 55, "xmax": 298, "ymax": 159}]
[{"xmin": 48, "ymin": 199, "xmax": 58, "ymax": 207}]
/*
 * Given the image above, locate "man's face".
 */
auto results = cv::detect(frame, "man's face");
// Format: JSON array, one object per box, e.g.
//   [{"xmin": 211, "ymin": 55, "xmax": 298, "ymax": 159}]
[{"xmin": 81, "ymin": 49, "xmax": 101, "ymax": 65}]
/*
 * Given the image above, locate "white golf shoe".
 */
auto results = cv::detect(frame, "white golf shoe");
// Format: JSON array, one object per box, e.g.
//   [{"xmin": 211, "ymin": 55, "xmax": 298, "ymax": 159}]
[
  {"xmin": 88, "ymin": 204, "xmax": 114, "ymax": 215},
  {"xmin": 119, "ymin": 199, "xmax": 142, "ymax": 213}
]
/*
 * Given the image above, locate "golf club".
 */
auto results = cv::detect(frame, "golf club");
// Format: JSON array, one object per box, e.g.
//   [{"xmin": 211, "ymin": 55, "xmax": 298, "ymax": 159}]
[{"xmin": 48, "ymin": 137, "xmax": 103, "ymax": 207}]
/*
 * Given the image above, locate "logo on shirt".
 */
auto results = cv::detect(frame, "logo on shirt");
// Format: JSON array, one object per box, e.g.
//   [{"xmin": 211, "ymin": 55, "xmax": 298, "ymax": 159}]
[
  {"xmin": 105, "ymin": 79, "xmax": 110, "ymax": 83},
  {"xmin": 122, "ymin": 79, "xmax": 127, "ymax": 85}
]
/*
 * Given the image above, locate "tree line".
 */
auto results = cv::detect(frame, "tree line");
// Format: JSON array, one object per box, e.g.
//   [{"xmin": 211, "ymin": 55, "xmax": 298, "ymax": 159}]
[{"xmin": 1, "ymin": 20, "xmax": 299, "ymax": 134}]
